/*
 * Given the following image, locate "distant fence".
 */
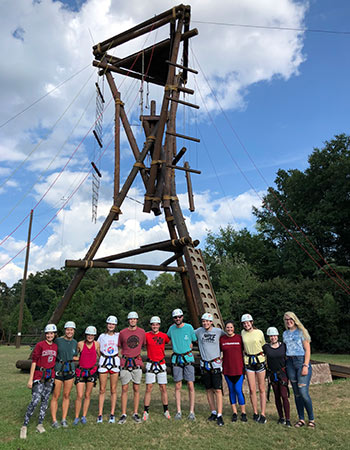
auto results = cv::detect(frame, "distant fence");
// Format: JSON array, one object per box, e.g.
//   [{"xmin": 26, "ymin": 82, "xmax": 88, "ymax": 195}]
[{"xmin": 1, "ymin": 332, "xmax": 41, "ymax": 347}]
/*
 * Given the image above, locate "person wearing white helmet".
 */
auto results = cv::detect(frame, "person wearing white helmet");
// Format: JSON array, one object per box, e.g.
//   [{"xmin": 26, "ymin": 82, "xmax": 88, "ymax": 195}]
[
  {"xmin": 118, "ymin": 311, "xmax": 146, "ymax": 424},
  {"xmin": 241, "ymin": 313, "xmax": 267, "ymax": 424},
  {"xmin": 263, "ymin": 327, "xmax": 291, "ymax": 427},
  {"xmin": 167, "ymin": 308, "xmax": 197, "ymax": 421},
  {"xmin": 142, "ymin": 316, "xmax": 171, "ymax": 421},
  {"xmin": 51, "ymin": 321, "xmax": 78, "ymax": 429},
  {"xmin": 96, "ymin": 315, "xmax": 120, "ymax": 424},
  {"xmin": 195, "ymin": 312, "xmax": 225, "ymax": 426},
  {"xmin": 220, "ymin": 320, "xmax": 247, "ymax": 423},
  {"xmin": 73, "ymin": 326, "xmax": 101, "ymax": 426},
  {"xmin": 20, "ymin": 324, "xmax": 58, "ymax": 439}
]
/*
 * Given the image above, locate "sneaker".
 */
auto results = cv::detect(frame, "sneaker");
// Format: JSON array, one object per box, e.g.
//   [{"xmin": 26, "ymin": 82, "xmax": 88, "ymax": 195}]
[
  {"xmin": 208, "ymin": 413, "xmax": 217, "ymax": 421},
  {"xmin": 231, "ymin": 413, "xmax": 237, "ymax": 422},
  {"xmin": 73, "ymin": 418, "xmax": 80, "ymax": 426},
  {"xmin": 36, "ymin": 424, "xmax": 46, "ymax": 434},
  {"xmin": 20, "ymin": 426, "xmax": 27, "ymax": 439},
  {"xmin": 51, "ymin": 421, "xmax": 60, "ymax": 429},
  {"xmin": 132, "ymin": 413, "xmax": 142, "ymax": 424},
  {"xmin": 96, "ymin": 415, "xmax": 103, "ymax": 424},
  {"xmin": 164, "ymin": 410, "xmax": 171, "ymax": 420},
  {"xmin": 109, "ymin": 414, "xmax": 115, "ymax": 424},
  {"xmin": 118, "ymin": 415, "xmax": 127, "ymax": 425},
  {"xmin": 253, "ymin": 413, "xmax": 260, "ymax": 422},
  {"xmin": 61, "ymin": 419, "xmax": 68, "ymax": 428},
  {"xmin": 285, "ymin": 420, "xmax": 292, "ymax": 427},
  {"xmin": 143, "ymin": 411, "xmax": 149, "ymax": 421},
  {"xmin": 258, "ymin": 415, "xmax": 267, "ymax": 424},
  {"xmin": 217, "ymin": 415, "xmax": 224, "ymax": 427},
  {"xmin": 278, "ymin": 418, "xmax": 286, "ymax": 425},
  {"xmin": 174, "ymin": 412, "xmax": 182, "ymax": 420},
  {"xmin": 187, "ymin": 412, "xmax": 196, "ymax": 421},
  {"xmin": 81, "ymin": 416, "xmax": 87, "ymax": 425},
  {"xmin": 241, "ymin": 413, "xmax": 248, "ymax": 422}
]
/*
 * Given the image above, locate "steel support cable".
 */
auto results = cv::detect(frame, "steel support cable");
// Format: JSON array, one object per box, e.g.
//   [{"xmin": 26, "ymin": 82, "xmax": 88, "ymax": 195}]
[
  {"xmin": 193, "ymin": 77, "xmax": 350, "ymax": 296},
  {"xmin": 193, "ymin": 52, "xmax": 350, "ymax": 294},
  {"xmin": 192, "ymin": 20, "xmax": 350, "ymax": 35},
  {"xmin": 0, "ymin": 27, "xmax": 157, "ymax": 248},
  {"xmin": 0, "ymin": 134, "xmax": 113, "ymax": 272},
  {"xmin": 0, "ymin": 88, "xmax": 96, "ymax": 226},
  {"xmin": 0, "ymin": 67, "xmax": 96, "ymax": 191},
  {"xmin": 0, "ymin": 64, "xmax": 91, "ymax": 130}
]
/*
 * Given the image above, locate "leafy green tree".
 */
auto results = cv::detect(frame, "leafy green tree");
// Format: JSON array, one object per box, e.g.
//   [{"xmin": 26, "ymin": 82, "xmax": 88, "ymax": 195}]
[{"xmin": 254, "ymin": 134, "xmax": 350, "ymax": 276}]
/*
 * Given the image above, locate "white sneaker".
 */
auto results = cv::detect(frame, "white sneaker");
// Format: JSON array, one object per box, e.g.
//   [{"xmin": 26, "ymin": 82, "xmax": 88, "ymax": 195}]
[
  {"xmin": 164, "ymin": 410, "xmax": 171, "ymax": 420},
  {"xmin": 36, "ymin": 424, "xmax": 46, "ymax": 434},
  {"xmin": 20, "ymin": 426, "xmax": 27, "ymax": 439},
  {"xmin": 143, "ymin": 411, "xmax": 149, "ymax": 421}
]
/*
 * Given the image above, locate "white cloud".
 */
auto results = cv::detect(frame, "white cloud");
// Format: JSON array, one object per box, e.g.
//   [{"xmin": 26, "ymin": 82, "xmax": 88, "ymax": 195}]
[{"xmin": 0, "ymin": 187, "xmax": 263, "ymax": 286}]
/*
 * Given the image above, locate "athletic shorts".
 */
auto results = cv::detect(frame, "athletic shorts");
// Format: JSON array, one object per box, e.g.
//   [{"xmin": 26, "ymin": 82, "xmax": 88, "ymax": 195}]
[
  {"xmin": 98, "ymin": 367, "xmax": 120, "ymax": 374},
  {"xmin": 120, "ymin": 368, "xmax": 142, "ymax": 385},
  {"xmin": 201, "ymin": 369, "xmax": 222, "ymax": 390},
  {"xmin": 245, "ymin": 362, "xmax": 266, "ymax": 373},
  {"xmin": 55, "ymin": 372, "xmax": 75, "ymax": 382},
  {"xmin": 145, "ymin": 362, "xmax": 167, "ymax": 384},
  {"xmin": 172, "ymin": 364, "xmax": 195, "ymax": 383},
  {"xmin": 75, "ymin": 372, "xmax": 98, "ymax": 385}
]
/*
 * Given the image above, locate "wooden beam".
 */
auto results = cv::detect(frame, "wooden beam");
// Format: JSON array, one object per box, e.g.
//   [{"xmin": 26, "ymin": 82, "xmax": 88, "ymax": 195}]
[{"xmin": 65, "ymin": 260, "xmax": 186, "ymax": 273}]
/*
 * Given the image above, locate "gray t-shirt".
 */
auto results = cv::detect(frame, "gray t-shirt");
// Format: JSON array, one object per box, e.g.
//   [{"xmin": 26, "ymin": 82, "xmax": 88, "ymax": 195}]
[{"xmin": 195, "ymin": 327, "xmax": 225, "ymax": 369}]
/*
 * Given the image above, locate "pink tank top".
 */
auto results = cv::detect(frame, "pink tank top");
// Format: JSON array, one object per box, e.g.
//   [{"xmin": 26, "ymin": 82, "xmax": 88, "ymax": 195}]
[{"xmin": 76, "ymin": 341, "xmax": 97, "ymax": 376}]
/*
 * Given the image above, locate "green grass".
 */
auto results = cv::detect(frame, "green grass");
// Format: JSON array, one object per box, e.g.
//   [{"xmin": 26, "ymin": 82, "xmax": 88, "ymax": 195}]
[
  {"xmin": 0, "ymin": 346, "xmax": 349, "ymax": 450},
  {"xmin": 312, "ymin": 353, "xmax": 350, "ymax": 367}
]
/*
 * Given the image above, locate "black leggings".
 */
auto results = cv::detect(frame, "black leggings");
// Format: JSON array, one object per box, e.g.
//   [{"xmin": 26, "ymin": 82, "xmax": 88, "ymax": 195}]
[{"xmin": 272, "ymin": 382, "xmax": 290, "ymax": 420}]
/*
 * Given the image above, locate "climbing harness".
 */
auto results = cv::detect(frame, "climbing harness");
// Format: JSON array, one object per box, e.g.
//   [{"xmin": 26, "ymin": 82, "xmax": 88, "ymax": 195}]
[
  {"xmin": 146, "ymin": 359, "xmax": 166, "ymax": 374},
  {"xmin": 171, "ymin": 350, "xmax": 193, "ymax": 367},
  {"xmin": 245, "ymin": 352, "xmax": 266, "ymax": 371},
  {"xmin": 55, "ymin": 360, "xmax": 75, "ymax": 377},
  {"xmin": 201, "ymin": 357, "xmax": 222, "ymax": 374},
  {"xmin": 100, "ymin": 352, "xmax": 119, "ymax": 371},
  {"xmin": 266, "ymin": 367, "xmax": 290, "ymax": 401},
  {"xmin": 121, "ymin": 355, "xmax": 141, "ymax": 372}
]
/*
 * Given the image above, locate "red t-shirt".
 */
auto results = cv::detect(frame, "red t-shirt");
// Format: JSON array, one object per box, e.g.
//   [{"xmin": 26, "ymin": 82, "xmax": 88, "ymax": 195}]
[
  {"xmin": 146, "ymin": 331, "xmax": 170, "ymax": 362},
  {"xmin": 119, "ymin": 327, "xmax": 146, "ymax": 367},
  {"xmin": 220, "ymin": 334, "xmax": 244, "ymax": 376},
  {"xmin": 32, "ymin": 340, "xmax": 58, "ymax": 381}
]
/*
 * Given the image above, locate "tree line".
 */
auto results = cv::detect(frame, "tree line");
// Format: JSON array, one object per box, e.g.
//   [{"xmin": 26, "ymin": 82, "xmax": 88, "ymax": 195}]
[{"xmin": 0, "ymin": 134, "xmax": 349, "ymax": 352}]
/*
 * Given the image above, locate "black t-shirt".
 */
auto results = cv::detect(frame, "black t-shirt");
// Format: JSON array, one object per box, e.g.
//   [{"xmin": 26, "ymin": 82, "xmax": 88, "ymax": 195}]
[{"xmin": 262, "ymin": 343, "xmax": 287, "ymax": 373}]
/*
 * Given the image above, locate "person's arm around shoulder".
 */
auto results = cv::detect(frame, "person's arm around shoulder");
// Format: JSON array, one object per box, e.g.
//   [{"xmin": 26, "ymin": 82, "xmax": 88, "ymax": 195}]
[
  {"xmin": 95, "ymin": 340, "xmax": 101, "ymax": 358},
  {"xmin": 259, "ymin": 329, "xmax": 266, "ymax": 347},
  {"xmin": 74, "ymin": 341, "xmax": 84, "ymax": 360},
  {"xmin": 190, "ymin": 324, "xmax": 197, "ymax": 343}
]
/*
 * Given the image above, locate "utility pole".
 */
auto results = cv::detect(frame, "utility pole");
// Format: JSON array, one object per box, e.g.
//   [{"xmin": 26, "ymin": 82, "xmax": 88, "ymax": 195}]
[{"xmin": 15, "ymin": 209, "xmax": 33, "ymax": 348}]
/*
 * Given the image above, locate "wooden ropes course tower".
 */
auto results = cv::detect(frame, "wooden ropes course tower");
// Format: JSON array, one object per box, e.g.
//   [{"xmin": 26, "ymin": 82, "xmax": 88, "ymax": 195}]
[{"xmin": 48, "ymin": 4, "xmax": 223, "ymax": 330}]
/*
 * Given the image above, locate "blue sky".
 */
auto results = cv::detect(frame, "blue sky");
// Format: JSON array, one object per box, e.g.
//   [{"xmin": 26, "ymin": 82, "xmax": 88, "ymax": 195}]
[{"xmin": 0, "ymin": 0, "xmax": 349, "ymax": 286}]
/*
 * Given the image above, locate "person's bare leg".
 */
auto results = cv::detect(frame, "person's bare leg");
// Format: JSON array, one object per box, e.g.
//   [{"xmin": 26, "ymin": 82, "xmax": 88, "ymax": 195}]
[
  {"xmin": 133, "ymin": 383, "xmax": 140, "ymax": 414},
  {"xmin": 175, "ymin": 381, "xmax": 182, "ymax": 412},
  {"xmin": 121, "ymin": 384, "xmax": 129, "ymax": 415},
  {"xmin": 62, "ymin": 378, "xmax": 74, "ymax": 420},
  {"xmin": 215, "ymin": 389, "xmax": 223, "ymax": 415},
  {"xmin": 144, "ymin": 384, "xmax": 153, "ymax": 407},
  {"xmin": 188, "ymin": 381, "xmax": 195, "ymax": 413},
  {"xmin": 246, "ymin": 371, "xmax": 258, "ymax": 414},
  {"xmin": 50, "ymin": 380, "xmax": 63, "ymax": 422},
  {"xmin": 159, "ymin": 384, "xmax": 168, "ymax": 406},
  {"xmin": 110, "ymin": 373, "xmax": 118, "ymax": 415},
  {"xmin": 98, "ymin": 373, "xmax": 108, "ymax": 416},
  {"xmin": 257, "ymin": 370, "xmax": 267, "ymax": 416},
  {"xmin": 75, "ymin": 383, "xmax": 84, "ymax": 418},
  {"xmin": 206, "ymin": 389, "xmax": 216, "ymax": 411},
  {"xmin": 82, "ymin": 382, "xmax": 94, "ymax": 417}
]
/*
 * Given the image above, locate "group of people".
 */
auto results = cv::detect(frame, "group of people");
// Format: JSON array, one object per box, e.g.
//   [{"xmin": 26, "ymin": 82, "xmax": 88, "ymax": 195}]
[{"xmin": 20, "ymin": 309, "xmax": 315, "ymax": 439}]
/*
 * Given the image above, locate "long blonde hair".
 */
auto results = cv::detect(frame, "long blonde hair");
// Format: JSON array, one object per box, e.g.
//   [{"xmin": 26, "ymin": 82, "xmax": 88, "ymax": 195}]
[{"xmin": 284, "ymin": 311, "xmax": 311, "ymax": 341}]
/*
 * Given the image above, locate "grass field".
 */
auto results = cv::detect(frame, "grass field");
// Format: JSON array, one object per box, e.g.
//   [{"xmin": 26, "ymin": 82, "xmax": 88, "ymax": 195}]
[
  {"xmin": 312, "ymin": 353, "xmax": 350, "ymax": 367},
  {"xmin": 0, "ymin": 346, "xmax": 349, "ymax": 450}
]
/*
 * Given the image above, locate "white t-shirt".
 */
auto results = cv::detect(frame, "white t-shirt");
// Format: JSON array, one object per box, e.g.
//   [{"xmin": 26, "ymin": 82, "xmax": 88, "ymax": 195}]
[{"xmin": 97, "ymin": 333, "xmax": 120, "ymax": 373}]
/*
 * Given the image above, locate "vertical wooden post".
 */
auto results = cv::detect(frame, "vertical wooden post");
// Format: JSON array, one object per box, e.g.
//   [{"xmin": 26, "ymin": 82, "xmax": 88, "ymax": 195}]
[
  {"xmin": 114, "ymin": 94, "xmax": 121, "ymax": 203},
  {"xmin": 16, "ymin": 209, "xmax": 33, "ymax": 348}
]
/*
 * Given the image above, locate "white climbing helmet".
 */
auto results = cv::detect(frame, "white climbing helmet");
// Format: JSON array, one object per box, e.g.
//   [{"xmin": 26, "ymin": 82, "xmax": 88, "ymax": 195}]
[
  {"xmin": 201, "ymin": 312, "xmax": 213, "ymax": 321},
  {"xmin": 64, "ymin": 321, "xmax": 76, "ymax": 329},
  {"xmin": 106, "ymin": 315, "xmax": 118, "ymax": 324},
  {"xmin": 127, "ymin": 311, "xmax": 139, "ymax": 319},
  {"xmin": 172, "ymin": 308, "xmax": 183, "ymax": 317},
  {"xmin": 267, "ymin": 327, "xmax": 279, "ymax": 336},
  {"xmin": 241, "ymin": 313, "xmax": 253, "ymax": 323},
  {"xmin": 44, "ymin": 324, "xmax": 57, "ymax": 333},
  {"xmin": 85, "ymin": 326, "xmax": 97, "ymax": 335},
  {"xmin": 150, "ymin": 316, "xmax": 161, "ymax": 324}
]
